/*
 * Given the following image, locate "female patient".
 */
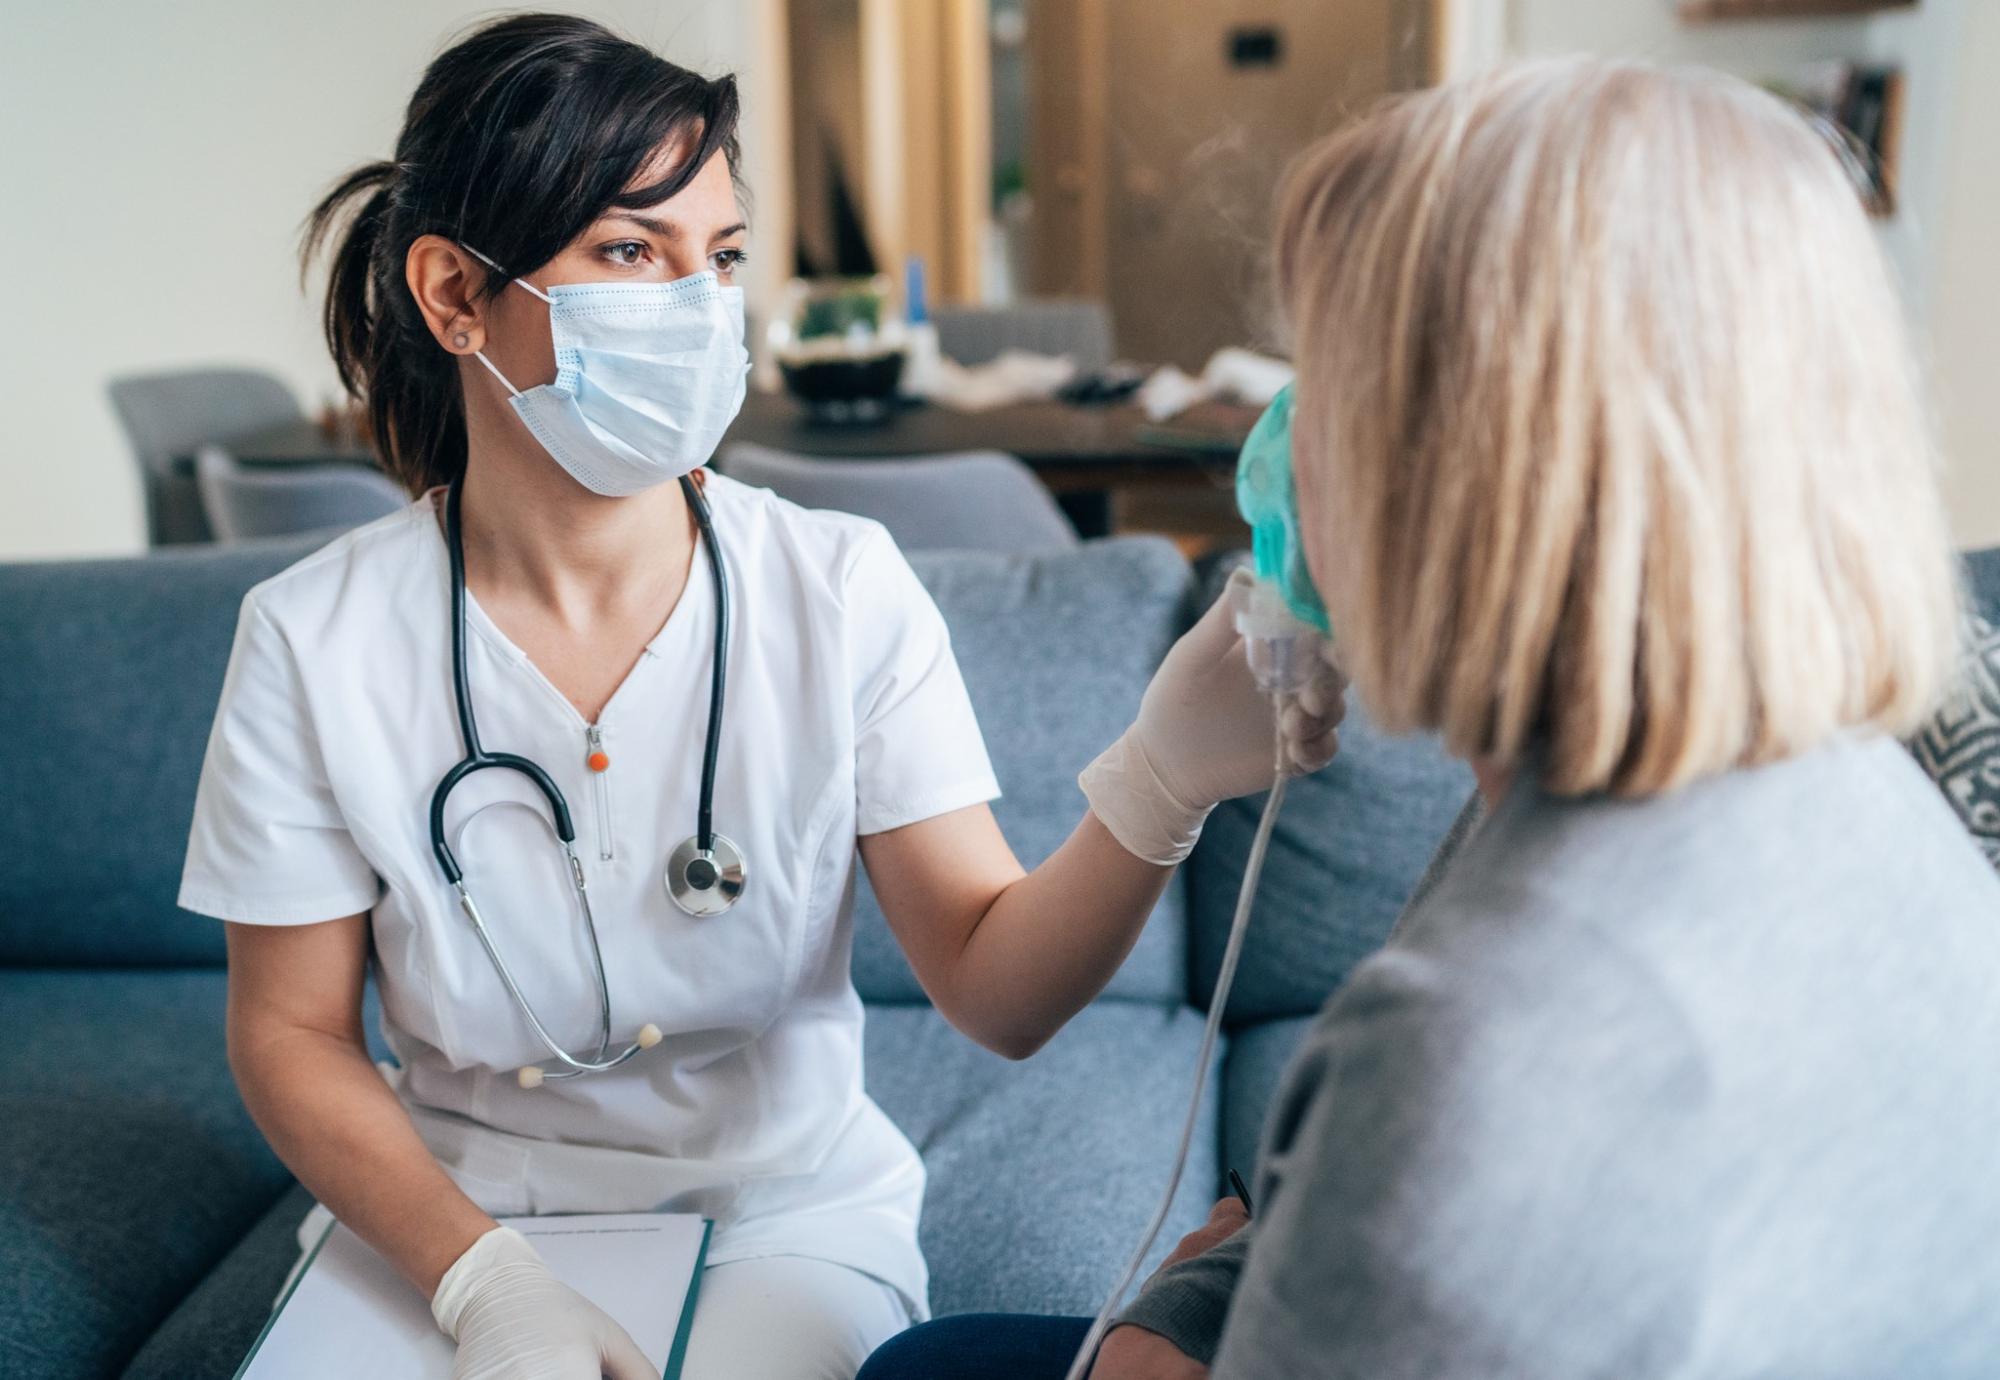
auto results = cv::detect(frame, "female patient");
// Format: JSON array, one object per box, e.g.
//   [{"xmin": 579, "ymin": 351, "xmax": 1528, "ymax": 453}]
[{"xmin": 863, "ymin": 58, "xmax": 2000, "ymax": 1380}]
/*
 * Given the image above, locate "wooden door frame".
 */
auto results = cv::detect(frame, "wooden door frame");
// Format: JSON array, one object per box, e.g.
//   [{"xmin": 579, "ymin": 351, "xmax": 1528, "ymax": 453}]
[
  {"xmin": 1024, "ymin": 0, "xmax": 1110, "ymax": 301},
  {"xmin": 1426, "ymin": 0, "xmax": 1452, "ymax": 83}
]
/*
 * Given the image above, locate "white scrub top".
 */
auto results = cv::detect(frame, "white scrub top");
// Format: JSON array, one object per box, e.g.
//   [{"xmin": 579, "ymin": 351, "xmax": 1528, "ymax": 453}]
[{"xmin": 178, "ymin": 475, "xmax": 1000, "ymax": 1315}]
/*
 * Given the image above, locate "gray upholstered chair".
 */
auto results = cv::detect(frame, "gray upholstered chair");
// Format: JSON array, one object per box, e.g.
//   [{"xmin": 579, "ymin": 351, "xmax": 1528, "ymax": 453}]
[
  {"xmin": 108, "ymin": 368, "xmax": 304, "ymax": 546},
  {"xmin": 719, "ymin": 443, "xmax": 1078, "ymax": 554},
  {"xmin": 194, "ymin": 446, "xmax": 406, "ymax": 544},
  {"xmin": 931, "ymin": 300, "xmax": 1115, "ymax": 370}
]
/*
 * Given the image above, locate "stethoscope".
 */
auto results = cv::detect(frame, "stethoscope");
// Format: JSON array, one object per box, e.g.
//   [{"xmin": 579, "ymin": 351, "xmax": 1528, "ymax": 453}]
[{"xmin": 427, "ymin": 474, "xmax": 746, "ymax": 1088}]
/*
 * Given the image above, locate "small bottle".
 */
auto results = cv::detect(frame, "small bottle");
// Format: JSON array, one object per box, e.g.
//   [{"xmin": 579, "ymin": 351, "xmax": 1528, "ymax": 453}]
[{"xmin": 901, "ymin": 255, "xmax": 944, "ymax": 399}]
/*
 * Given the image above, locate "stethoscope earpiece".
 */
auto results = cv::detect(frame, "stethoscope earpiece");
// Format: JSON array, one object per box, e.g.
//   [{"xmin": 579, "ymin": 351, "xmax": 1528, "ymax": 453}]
[{"xmin": 516, "ymin": 1022, "xmax": 661, "ymax": 1090}]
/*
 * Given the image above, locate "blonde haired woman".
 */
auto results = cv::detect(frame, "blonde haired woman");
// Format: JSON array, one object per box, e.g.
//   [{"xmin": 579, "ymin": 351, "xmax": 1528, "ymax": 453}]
[{"xmin": 860, "ymin": 58, "xmax": 2000, "ymax": 1380}]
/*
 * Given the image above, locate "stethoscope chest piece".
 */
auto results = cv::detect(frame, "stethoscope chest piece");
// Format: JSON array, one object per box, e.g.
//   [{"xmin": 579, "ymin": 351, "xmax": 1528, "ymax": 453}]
[{"xmin": 667, "ymin": 832, "xmax": 747, "ymax": 916}]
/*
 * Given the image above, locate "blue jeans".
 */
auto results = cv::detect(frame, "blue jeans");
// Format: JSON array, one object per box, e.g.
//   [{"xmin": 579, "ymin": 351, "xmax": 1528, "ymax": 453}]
[{"xmin": 856, "ymin": 1314, "xmax": 1094, "ymax": 1380}]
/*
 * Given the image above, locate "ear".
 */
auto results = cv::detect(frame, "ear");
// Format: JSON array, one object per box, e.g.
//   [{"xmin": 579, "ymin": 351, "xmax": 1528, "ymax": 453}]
[{"xmin": 406, "ymin": 235, "xmax": 489, "ymax": 354}]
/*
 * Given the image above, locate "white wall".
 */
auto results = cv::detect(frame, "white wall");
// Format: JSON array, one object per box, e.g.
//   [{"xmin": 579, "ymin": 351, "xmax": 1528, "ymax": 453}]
[
  {"xmin": 1496, "ymin": 0, "xmax": 2000, "ymax": 548},
  {"xmin": 1927, "ymin": 0, "xmax": 2000, "ymax": 547},
  {"xmin": 0, "ymin": 1, "xmax": 787, "ymax": 561}
]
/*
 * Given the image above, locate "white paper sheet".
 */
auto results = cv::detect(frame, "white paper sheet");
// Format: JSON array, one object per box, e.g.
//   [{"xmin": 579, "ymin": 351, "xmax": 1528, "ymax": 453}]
[{"xmin": 237, "ymin": 1213, "xmax": 711, "ymax": 1380}]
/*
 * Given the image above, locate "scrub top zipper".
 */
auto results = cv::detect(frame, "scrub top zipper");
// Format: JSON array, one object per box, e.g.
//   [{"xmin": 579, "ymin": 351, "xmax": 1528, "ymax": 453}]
[{"xmin": 585, "ymin": 724, "xmax": 614, "ymax": 861}]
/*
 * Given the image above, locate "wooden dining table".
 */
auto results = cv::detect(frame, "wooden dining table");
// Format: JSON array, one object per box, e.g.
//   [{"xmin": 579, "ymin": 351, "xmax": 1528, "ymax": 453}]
[{"xmin": 221, "ymin": 389, "xmax": 1260, "ymax": 538}]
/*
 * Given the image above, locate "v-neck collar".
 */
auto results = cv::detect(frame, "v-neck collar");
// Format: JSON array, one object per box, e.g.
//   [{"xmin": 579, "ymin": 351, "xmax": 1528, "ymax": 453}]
[{"xmin": 423, "ymin": 489, "xmax": 714, "ymax": 732}]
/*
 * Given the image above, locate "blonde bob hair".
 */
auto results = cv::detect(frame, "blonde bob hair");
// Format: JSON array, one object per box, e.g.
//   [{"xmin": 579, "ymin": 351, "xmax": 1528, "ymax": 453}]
[{"xmin": 1276, "ymin": 58, "xmax": 1960, "ymax": 797}]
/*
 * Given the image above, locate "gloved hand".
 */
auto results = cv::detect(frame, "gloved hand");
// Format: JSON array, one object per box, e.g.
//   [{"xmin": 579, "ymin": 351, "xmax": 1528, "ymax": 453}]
[
  {"xmin": 1081, "ymin": 567, "xmax": 1346, "ymax": 866},
  {"xmin": 431, "ymin": 1225, "xmax": 655, "ymax": 1380}
]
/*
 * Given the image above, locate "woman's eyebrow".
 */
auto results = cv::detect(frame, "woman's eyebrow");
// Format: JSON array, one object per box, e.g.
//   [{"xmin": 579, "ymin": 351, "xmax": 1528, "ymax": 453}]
[
  {"xmin": 603, "ymin": 213, "xmax": 748, "ymax": 245},
  {"xmin": 606, "ymin": 212, "xmax": 679, "ymax": 239}
]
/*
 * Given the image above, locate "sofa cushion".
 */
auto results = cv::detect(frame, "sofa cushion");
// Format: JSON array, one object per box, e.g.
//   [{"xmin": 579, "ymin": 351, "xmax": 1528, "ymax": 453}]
[
  {"xmin": 0, "ymin": 969, "xmax": 292, "ymax": 1380},
  {"xmin": 1219, "ymin": 1017, "xmax": 1315, "ymax": 1185},
  {"xmin": 0, "ymin": 536, "xmax": 323, "ymax": 966},
  {"xmin": 1189, "ymin": 697, "xmax": 1470, "ymax": 1025},
  {"xmin": 1184, "ymin": 555, "xmax": 1472, "ymax": 1024},
  {"xmin": 1909, "ymin": 612, "xmax": 2000, "ymax": 871},
  {"xmin": 1967, "ymin": 546, "xmax": 2000, "ymax": 625},
  {"xmin": 852, "ymin": 539, "xmax": 1195, "ymax": 1005},
  {"xmin": 864, "ymin": 1001, "xmax": 1217, "ymax": 1315},
  {"xmin": 121, "ymin": 1183, "xmax": 315, "ymax": 1380}
]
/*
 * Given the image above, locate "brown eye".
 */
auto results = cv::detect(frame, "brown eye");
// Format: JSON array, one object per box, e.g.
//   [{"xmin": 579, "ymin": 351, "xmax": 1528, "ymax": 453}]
[{"xmin": 602, "ymin": 241, "xmax": 645, "ymax": 267}]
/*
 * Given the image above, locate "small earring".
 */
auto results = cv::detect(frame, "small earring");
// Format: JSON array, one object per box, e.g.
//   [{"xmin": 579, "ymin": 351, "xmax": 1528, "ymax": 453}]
[{"xmin": 452, "ymin": 331, "xmax": 470, "ymax": 349}]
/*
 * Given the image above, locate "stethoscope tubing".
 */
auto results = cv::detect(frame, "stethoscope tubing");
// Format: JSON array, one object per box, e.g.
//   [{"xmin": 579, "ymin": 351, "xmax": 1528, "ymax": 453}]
[
  {"xmin": 429, "ymin": 478, "xmax": 580, "ymax": 884},
  {"xmin": 426, "ymin": 474, "xmax": 731, "ymax": 1081},
  {"xmin": 453, "ymin": 869, "xmax": 629, "ymax": 1075},
  {"xmin": 686, "ymin": 477, "xmax": 729, "ymax": 855}
]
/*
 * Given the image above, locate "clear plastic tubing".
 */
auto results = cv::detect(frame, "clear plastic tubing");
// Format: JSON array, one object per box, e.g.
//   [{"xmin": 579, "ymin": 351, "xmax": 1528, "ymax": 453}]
[{"xmin": 1061, "ymin": 691, "xmax": 1298, "ymax": 1380}]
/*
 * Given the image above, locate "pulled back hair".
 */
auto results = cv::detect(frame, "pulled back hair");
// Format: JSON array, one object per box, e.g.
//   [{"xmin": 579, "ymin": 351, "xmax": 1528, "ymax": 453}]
[{"xmin": 302, "ymin": 13, "xmax": 740, "ymax": 494}]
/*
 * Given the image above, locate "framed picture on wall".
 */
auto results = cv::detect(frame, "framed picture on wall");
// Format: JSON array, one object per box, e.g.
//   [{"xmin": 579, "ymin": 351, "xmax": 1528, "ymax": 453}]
[
  {"xmin": 1679, "ymin": 0, "xmax": 1916, "ymax": 18},
  {"xmin": 1764, "ymin": 61, "xmax": 1907, "ymax": 216}
]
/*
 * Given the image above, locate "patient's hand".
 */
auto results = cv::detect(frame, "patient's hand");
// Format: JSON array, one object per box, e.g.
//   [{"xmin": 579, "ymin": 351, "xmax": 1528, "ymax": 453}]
[
  {"xmin": 1090, "ymin": 1198, "xmax": 1248, "ymax": 1378},
  {"xmin": 1160, "ymin": 1197, "xmax": 1248, "ymax": 1269},
  {"xmin": 1092, "ymin": 1325, "xmax": 1209, "ymax": 1380}
]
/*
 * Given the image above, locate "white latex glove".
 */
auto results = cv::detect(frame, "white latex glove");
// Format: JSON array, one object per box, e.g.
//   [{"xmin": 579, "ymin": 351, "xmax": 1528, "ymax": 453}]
[
  {"xmin": 1081, "ymin": 567, "xmax": 1346, "ymax": 866},
  {"xmin": 431, "ymin": 1226, "xmax": 655, "ymax": 1380}
]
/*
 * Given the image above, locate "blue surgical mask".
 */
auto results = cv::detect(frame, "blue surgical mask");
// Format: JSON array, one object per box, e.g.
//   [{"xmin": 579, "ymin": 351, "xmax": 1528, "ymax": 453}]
[
  {"xmin": 1236, "ymin": 382, "xmax": 1332, "ymax": 635},
  {"xmin": 463, "ymin": 247, "xmax": 750, "ymax": 497}
]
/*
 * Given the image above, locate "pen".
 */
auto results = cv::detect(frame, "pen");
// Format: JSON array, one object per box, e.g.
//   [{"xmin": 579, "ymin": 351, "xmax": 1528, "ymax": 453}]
[{"xmin": 1228, "ymin": 1168, "xmax": 1255, "ymax": 1218}]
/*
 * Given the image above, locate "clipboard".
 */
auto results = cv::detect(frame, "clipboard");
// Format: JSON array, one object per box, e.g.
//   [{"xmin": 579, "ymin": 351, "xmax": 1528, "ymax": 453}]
[{"xmin": 235, "ymin": 1213, "xmax": 713, "ymax": 1379}]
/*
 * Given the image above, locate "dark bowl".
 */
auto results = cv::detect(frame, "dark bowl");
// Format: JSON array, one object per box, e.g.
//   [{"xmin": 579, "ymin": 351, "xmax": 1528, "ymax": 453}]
[{"xmin": 779, "ymin": 351, "xmax": 907, "ymax": 406}]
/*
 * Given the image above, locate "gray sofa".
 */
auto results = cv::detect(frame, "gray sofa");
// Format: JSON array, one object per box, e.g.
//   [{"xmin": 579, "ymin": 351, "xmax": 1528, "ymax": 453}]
[{"xmin": 0, "ymin": 533, "xmax": 1471, "ymax": 1378}]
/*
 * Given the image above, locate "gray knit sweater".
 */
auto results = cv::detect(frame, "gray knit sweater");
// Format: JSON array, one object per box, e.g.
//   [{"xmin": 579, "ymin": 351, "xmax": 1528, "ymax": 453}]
[{"xmin": 1122, "ymin": 736, "xmax": 2000, "ymax": 1378}]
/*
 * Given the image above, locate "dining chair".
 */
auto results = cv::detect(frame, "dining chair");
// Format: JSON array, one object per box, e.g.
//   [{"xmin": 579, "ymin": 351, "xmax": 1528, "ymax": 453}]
[
  {"xmin": 931, "ymin": 301, "xmax": 1115, "ymax": 371},
  {"xmin": 717, "ymin": 443, "xmax": 1079, "ymax": 554},
  {"xmin": 194, "ymin": 445, "xmax": 407, "ymax": 544},
  {"xmin": 108, "ymin": 368, "xmax": 305, "ymax": 546}
]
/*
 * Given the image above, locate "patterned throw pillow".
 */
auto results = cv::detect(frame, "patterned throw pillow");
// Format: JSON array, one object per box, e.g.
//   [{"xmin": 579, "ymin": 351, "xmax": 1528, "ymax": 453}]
[{"xmin": 1907, "ymin": 613, "xmax": 2000, "ymax": 871}]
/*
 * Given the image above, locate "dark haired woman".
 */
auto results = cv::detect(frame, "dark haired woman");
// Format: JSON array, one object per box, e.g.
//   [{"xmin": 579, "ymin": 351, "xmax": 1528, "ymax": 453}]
[{"xmin": 176, "ymin": 14, "xmax": 1341, "ymax": 1378}]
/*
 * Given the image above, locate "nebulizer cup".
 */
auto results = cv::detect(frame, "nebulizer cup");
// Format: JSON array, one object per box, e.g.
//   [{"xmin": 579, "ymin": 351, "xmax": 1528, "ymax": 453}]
[{"xmin": 1063, "ymin": 383, "xmax": 1331, "ymax": 1380}]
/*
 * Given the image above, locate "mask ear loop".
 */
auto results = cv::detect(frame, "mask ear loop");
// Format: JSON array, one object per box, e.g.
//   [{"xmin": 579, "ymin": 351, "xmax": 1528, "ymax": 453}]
[
  {"xmin": 468, "ymin": 348, "xmax": 523, "ymax": 399},
  {"xmin": 457, "ymin": 242, "xmax": 553, "ymax": 397},
  {"xmin": 460, "ymin": 243, "xmax": 554, "ymax": 302}
]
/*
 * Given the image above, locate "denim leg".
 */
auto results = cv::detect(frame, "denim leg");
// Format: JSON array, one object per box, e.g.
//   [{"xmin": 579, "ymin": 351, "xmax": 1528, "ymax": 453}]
[{"xmin": 857, "ymin": 1314, "xmax": 1096, "ymax": 1380}]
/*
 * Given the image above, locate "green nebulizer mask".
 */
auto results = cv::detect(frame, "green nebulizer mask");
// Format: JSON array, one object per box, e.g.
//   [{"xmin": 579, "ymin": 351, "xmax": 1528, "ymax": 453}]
[{"xmin": 1233, "ymin": 383, "xmax": 1330, "ymax": 694}]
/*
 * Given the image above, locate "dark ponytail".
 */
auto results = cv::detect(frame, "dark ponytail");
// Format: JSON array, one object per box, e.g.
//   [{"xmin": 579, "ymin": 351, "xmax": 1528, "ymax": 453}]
[
  {"xmin": 303, "ymin": 160, "xmax": 464, "ymax": 497},
  {"xmin": 301, "ymin": 14, "xmax": 740, "ymax": 494}
]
